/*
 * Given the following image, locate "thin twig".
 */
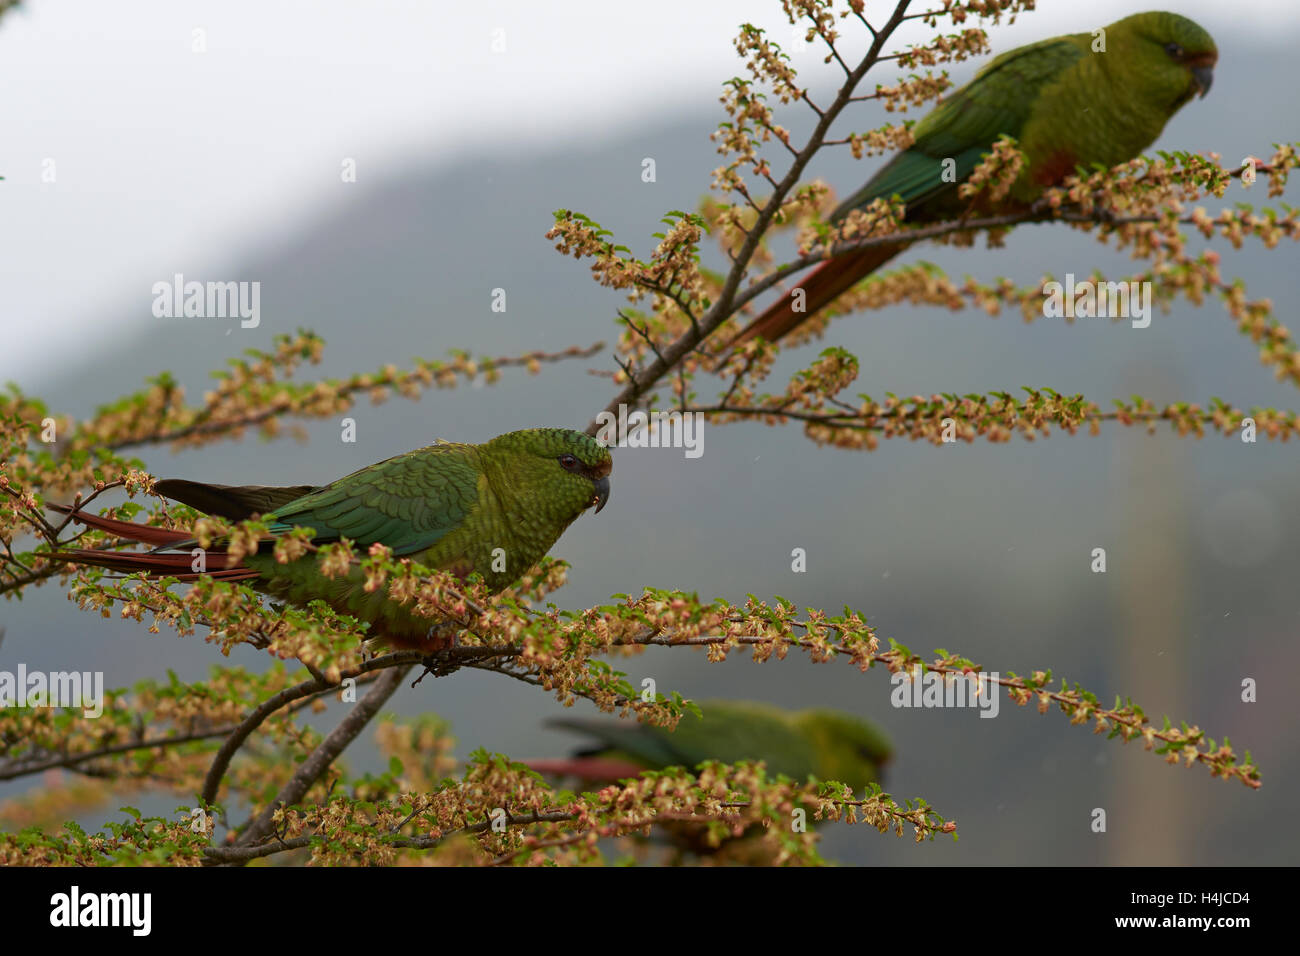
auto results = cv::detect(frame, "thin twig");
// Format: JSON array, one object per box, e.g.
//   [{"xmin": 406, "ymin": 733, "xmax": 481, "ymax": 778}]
[
  {"xmin": 585, "ymin": 0, "xmax": 916, "ymax": 439},
  {"xmin": 230, "ymin": 663, "xmax": 413, "ymax": 852}
]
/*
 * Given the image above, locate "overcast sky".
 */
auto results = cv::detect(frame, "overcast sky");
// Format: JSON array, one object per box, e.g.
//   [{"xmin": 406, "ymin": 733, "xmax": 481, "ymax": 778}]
[{"xmin": 2, "ymin": 0, "xmax": 1296, "ymax": 382}]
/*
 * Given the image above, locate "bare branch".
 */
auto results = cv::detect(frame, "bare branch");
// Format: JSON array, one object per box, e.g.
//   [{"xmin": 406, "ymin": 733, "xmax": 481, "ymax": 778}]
[
  {"xmin": 585, "ymin": 0, "xmax": 916, "ymax": 437},
  {"xmin": 231, "ymin": 663, "xmax": 414, "ymax": 852}
]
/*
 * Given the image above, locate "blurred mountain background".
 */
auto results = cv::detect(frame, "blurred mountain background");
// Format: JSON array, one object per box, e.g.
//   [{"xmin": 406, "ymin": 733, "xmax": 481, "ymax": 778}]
[{"xmin": 1, "ymin": 0, "xmax": 1297, "ymax": 864}]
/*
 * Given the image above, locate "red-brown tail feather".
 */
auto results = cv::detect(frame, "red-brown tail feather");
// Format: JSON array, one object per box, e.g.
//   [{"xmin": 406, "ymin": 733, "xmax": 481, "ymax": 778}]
[
  {"xmin": 728, "ymin": 243, "xmax": 902, "ymax": 348},
  {"xmin": 47, "ymin": 503, "xmax": 259, "ymax": 581},
  {"xmin": 49, "ymin": 548, "xmax": 259, "ymax": 581},
  {"xmin": 46, "ymin": 502, "xmax": 193, "ymax": 548}
]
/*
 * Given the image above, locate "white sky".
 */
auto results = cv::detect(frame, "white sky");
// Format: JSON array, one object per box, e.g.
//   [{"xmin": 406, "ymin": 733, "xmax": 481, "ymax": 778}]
[{"xmin": 1, "ymin": 0, "xmax": 1295, "ymax": 380}]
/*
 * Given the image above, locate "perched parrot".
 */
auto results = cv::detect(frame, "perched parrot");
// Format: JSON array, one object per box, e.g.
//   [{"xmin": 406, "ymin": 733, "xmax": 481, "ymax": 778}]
[
  {"xmin": 531, "ymin": 701, "xmax": 892, "ymax": 861},
  {"xmin": 729, "ymin": 10, "xmax": 1217, "ymax": 348},
  {"xmin": 531, "ymin": 700, "xmax": 892, "ymax": 792},
  {"xmin": 49, "ymin": 428, "xmax": 612, "ymax": 649}
]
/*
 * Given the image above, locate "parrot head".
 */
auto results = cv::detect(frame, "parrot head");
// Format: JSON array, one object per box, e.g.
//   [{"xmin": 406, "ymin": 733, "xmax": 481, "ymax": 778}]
[
  {"xmin": 794, "ymin": 709, "xmax": 894, "ymax": 792},
  {"xmin": 1113, "ymin": 12, "xmax": 1217, "ymax": 110},
  {"xmin": 486, "ymin": 427, "xmax": 612, "ymax": 519}
]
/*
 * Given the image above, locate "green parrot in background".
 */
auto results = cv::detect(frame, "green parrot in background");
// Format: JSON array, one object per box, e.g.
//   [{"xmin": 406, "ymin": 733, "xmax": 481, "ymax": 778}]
[
  {"xmin": 532, "ymin": 700, "xmax": 893, "ymax": 792},
  {"xmin": 50, "ymin": 428, "xmax": 612, "ymax": 649},
  {"xmin": 532, "ymin": 701, "xmax": 892, "ymax": 861},
  {"xmin": 729, "ymin": 10, "xmax": 1217, "ymax": 347}
]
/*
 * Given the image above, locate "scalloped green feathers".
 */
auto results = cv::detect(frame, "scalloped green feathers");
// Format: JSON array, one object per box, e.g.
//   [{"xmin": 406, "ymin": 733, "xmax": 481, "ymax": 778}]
[
  {"xmin": 537, "ymin": 700, "xmax": 892, "ymax": 792},
  {"xmin": 51, "ymin": 428, "xmax": 612, "ymax": 648},
  {"xmin": 731, "ymin": 11, "xmax": 1217, "ymax": 346}
]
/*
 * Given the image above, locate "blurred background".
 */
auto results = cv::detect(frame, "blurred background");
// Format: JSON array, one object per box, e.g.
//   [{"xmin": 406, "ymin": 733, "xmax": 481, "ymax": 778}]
[{"xmin": 1, "ymin": 0, "xmax": 1297, "ymax": 864}]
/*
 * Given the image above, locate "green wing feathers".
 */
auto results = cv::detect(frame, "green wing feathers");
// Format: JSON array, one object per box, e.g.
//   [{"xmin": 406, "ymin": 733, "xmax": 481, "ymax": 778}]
[
  {"xmin": 834, "ymin": 37, "xmax": 1086, "ymax": 219},
  {"xmin": 545, "ymin": 700, "xmax": 891, "ymax": 792},
  {"xmin": 260, "ymin": 444, "xmax": 481, "ymax": 555},
  {"xmin": 152, "ymin": 479, "xmax": 319, "ymax": 521}
]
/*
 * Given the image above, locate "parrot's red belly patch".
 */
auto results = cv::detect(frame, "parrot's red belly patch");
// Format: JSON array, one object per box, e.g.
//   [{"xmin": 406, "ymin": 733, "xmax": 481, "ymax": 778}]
[{"xmin": 1033, "ymin": 150, "xmax": 1079, "ymax": 188}]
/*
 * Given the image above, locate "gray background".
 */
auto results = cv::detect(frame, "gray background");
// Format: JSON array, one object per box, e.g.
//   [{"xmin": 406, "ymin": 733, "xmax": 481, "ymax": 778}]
[{"xmin": 1, "ymin": 0, "xmax": 1297, "ymax": 864}]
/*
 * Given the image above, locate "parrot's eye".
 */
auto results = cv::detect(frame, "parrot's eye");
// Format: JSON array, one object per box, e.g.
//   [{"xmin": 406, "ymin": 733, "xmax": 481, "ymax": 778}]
[
  {"xmin": 1164, "ymin": 42, "xmax": 1184, "ymax": 58},
  {"xmin": 558, "ymin": 454, "xmax": 580, "ymax": 472}
]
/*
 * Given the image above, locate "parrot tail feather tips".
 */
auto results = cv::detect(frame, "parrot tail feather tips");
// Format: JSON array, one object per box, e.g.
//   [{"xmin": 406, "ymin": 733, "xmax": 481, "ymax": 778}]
[
  {"xmin": 727, "ymin": 10, "xmax": 1217, "ymax": 350},
  {"xmin": 46, "ymin": 427, "xmax": 612, "ymax": 650}
]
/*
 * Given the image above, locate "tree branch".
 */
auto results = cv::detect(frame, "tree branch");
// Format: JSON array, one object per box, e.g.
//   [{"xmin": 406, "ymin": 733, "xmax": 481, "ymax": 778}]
[
  {"xmin": 230, "ymin": 663, "xmax": 413, "ymax": 852},
  {"xmin": 585, "ymin": 0, "xmax": 916, "ymax": 437}
]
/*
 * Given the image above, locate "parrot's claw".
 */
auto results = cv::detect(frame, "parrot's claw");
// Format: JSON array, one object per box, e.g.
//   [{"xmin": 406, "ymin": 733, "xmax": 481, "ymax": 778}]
[
  {"xmin": 409, "ymin": 624, "xmax": 464, "ymax": 686},
  {"xmin": 411, "ymin": 651, "xmax": 462, "ymax": 687}
]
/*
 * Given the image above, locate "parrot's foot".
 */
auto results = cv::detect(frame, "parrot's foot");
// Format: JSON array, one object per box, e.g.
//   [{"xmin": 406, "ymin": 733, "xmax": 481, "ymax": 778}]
[
  {"xmin": 410, "ymin": 625, "xmax": 463, "ymax": 687},
  {"xmin": 412, "ymin": 624, "xmax": 460, "ymax": 659},
  {"xmin": 411, "ymin": 651, "xmax": 462, "ymax": 687},
  {"xmin": 425, "ymin": 624, "xmax": 460, "ymax": 651}
]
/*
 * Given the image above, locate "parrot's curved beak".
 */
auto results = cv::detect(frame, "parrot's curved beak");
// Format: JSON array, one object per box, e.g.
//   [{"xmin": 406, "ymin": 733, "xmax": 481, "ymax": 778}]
[
  {"xmin": 591, "ymin": 475, "xmax": 611, "ymax": 514},
  {"xmin": 1191, "ymin": 63, "xmax": 1214, "ymax": 98}
]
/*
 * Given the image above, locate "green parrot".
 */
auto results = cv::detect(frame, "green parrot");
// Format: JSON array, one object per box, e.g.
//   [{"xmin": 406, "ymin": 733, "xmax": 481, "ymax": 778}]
[
  {"xmin": 730, "ymin": 10, "xmax": 1217, "ymax": 347},
  {"xmin": 532, "ymin": 701, "xmax": 892, "ymax": 861},
  {"xmin": 50, "ymin": 428, "xmax": 612, "ymax": 648},
  {"xmin": 533, "ymin": 700, "xmax": 892, "ymax": 792}
]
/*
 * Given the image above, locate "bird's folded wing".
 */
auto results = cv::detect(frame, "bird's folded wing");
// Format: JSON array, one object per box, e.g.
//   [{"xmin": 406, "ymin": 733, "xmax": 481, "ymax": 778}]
[
  {"xmin": 832, "ymin": 37, "xmax": 1085, "ymax": 219},
  {"xmin": 261, "ymin": 445, "xmax": 481, "ymax": 556},
  {"xmin": 153, "ymin": 480, "xmax": 320, "ymax": 521}
]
